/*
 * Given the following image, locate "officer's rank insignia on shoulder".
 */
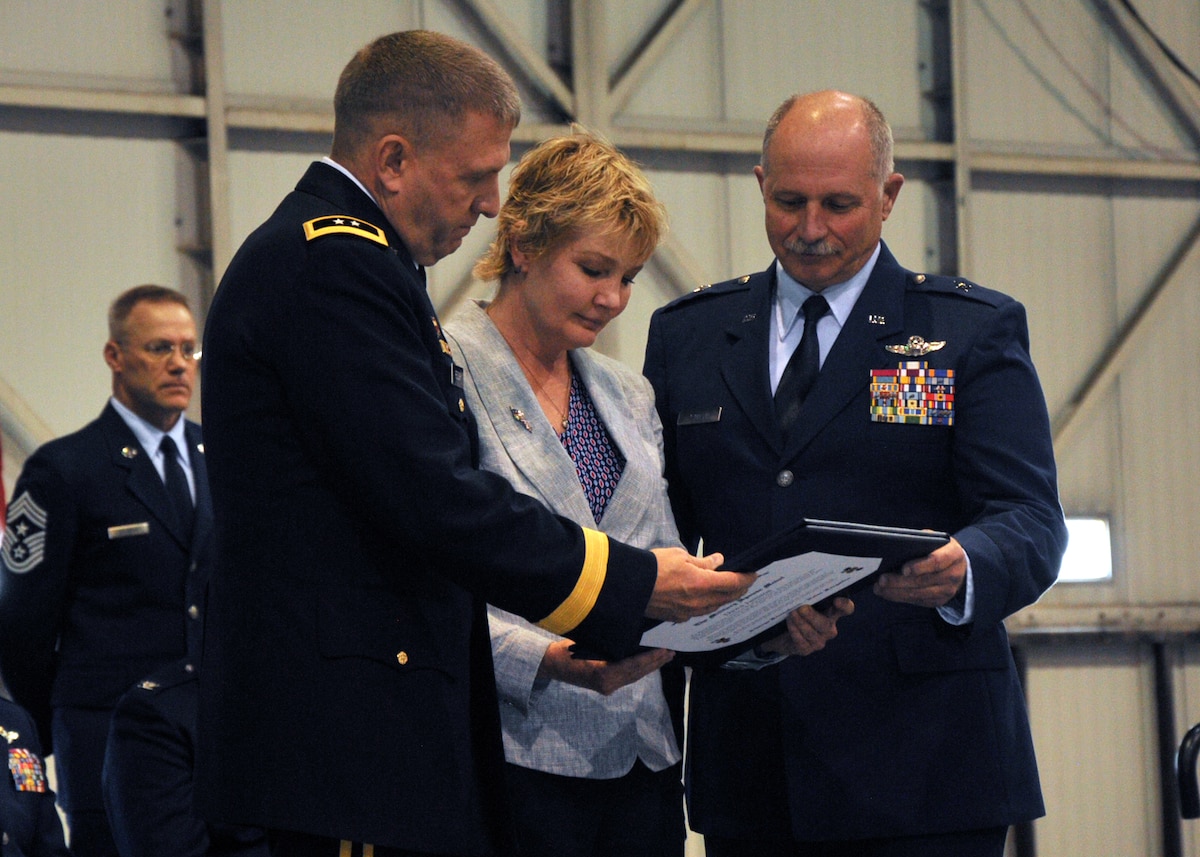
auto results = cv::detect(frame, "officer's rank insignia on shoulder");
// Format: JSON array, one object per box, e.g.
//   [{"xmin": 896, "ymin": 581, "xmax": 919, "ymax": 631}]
[
  {"xmin": 303, "ymin": 215, "xmax": 388, "ymax": 247},
  {"xmin": 1, "ymin": 491, "xmax": 47, "ymax": 574}
]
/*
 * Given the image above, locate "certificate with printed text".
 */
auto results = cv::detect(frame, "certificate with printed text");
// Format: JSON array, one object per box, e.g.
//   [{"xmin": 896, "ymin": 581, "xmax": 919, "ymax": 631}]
[
  {"xmin": 640, "ymin": 551, "xmax": 882, "ymax": 652},
  {"xmin": 636, "ymin": 518, "xmax": 949, "ymax": 663}
]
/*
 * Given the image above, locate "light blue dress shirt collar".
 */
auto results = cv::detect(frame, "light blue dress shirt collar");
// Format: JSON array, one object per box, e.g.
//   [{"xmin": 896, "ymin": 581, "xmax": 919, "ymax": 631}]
[
  {"xmin": 769, "ymin": 242, "xmax": 883, "ymax": 391},
  {"xmin": 109, "ymin": 397, "xmax": 194, "ymax": 499}
]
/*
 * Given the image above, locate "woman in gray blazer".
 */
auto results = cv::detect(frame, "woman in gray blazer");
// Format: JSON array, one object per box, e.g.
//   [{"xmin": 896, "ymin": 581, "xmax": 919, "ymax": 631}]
[{"xmin": 443, "ymin": 132, "xmax": 685, "ymax": 857}]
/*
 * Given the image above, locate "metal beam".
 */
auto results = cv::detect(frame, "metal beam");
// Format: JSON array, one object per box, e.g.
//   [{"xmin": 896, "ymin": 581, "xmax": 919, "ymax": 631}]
[
  {"xmin": 0, "ymin": 84, "xmax": 205, "ymax": 117},
  {"xmin": 570, "ymin": 0, "xmax": 607, "ymax": 127},
  {"xmin": 1052, "ymin": 211, "xmax": 1200, "ymax": 450},
  {"xmin": 1092, "ymin": 0, "xmax": 1200, "ymax": 150},
  {"xmin": 460, "ymin": 0, "xmax": 576, "ymax": 118},
  {"xmin": 609, "ymin": 0, "xmax": 708, "ymax": 118},
  {"xmin": 202, "ymin": 0, "xmax": 233, "ymax": 283}
]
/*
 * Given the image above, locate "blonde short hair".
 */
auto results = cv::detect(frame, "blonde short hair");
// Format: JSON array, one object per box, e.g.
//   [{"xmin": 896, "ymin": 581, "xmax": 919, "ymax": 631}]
[{"xmin": 474, "ymin": 131, "xmax": 666, "ymax": 282}]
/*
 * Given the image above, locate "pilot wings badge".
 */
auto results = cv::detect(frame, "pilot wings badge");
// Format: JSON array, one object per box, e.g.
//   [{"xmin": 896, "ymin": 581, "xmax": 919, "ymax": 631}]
[{"xmin": 885, "ymin": 335, "xmax": 946, "ymax": 356}]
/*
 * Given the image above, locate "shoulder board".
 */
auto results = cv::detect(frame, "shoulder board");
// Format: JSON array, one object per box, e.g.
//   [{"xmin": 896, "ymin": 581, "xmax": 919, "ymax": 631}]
[
  {"xmin": 303, "ymin": 215, "xmax": 388, "ymax": 248},
  {"xmin": 662, "ymin": 273, "xmax": 755, "ymax": 311},
  {"xmin": 908, "ymin": 271, "xmax": 1008, "ymax": 307}
]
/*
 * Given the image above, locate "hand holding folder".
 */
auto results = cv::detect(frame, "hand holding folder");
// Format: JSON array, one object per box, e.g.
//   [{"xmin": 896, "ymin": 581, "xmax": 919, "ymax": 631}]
[{"xmin": 639, "ymin": 518, "xmax": 949, "ymax": 664}]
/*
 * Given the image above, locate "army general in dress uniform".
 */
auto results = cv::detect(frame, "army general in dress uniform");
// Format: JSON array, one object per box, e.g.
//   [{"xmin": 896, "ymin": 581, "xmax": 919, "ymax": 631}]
[{"xmin": 196, "ymin": 30, "xmax": 750, "ymax": 857}]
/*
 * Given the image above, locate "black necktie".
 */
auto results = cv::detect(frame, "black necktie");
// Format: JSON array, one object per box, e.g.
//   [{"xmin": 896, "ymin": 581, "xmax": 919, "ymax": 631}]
[
  {"xmin": 775, "ymin": 294, "xmax": 830, "ymax": 437},
  {"xmin": 160, "ymin": 436, "xmax": 194, "ymax": 541}
]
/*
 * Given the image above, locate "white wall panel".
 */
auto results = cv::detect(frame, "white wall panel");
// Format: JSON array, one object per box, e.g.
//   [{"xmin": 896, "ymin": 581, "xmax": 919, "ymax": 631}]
[
  {"xmin": 614, "ymin": 2, "xmax": 725, "ymax": 127},
  {"xmin": 0, "ymin": 131, "xmax": 183, "ymax": 438},
  {"xmin": 718, "ymin": 0, "xmax": 925, "ymax": 133},
  {"xmin": 965, "ymin": 0, "xmax": 1112, "ymax": 152},
  {"xmin": 1117, "ymin": 242, "xmax": 1200, "ymax": 603},
  {"xmin": 221, "ymin": 1, "xmax": 420, "ymax": 102},
  {"xmin": 0, "ymin": 0, "xmax": 175, "ymax": 89},
  {"xmin": 1024, "ymin": 641, "xmax": 1160, "ymax": 856},
  {"xmin": 966, "ymin": 182, "xmax": 1116, "ymax": 414}
]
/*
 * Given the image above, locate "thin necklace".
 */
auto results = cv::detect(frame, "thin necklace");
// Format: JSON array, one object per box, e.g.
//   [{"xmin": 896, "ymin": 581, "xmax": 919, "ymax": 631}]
[
  {"xmin": 486, "ymin": 302, "xmax": 571, "ymax": 432},
  {"xmin": 510, "ymin": 343, "xmax": 572, "ymax": 433}
]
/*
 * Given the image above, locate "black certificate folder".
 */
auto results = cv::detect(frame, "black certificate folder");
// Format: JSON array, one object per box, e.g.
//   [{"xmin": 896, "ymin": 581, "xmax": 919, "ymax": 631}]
[{"xmin": 725, "ymin": 518, "xmax": 949, "ymax": 576}]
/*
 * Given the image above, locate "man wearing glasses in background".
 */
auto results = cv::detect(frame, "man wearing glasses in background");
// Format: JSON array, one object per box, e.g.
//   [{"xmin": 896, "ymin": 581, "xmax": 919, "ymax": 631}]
[{"xmin": 0, "ymin": 285, "xmax": 212, "ymax": 857}]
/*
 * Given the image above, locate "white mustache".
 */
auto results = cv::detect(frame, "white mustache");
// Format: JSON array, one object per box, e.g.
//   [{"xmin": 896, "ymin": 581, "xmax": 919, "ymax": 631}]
[{"xmin": 783, "ymin": 238, "xmax": 837, "ymax": 256}]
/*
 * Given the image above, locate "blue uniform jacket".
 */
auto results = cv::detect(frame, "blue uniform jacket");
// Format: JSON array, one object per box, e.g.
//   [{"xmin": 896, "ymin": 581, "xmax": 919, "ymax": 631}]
[
  {"xmin": 102, "ymin": 661, "xmax": 268, "ymax": 857},
  {"xmin": 196, "ymin": 162, "xmax": 657, "ymax": 854},
  {"xmin": 0, "ymin": 404, "xmax": 210, "ymax": 815},
  {"xmin": 644, "ymin": 244, "xmax": 1066, "ymax": 841}
]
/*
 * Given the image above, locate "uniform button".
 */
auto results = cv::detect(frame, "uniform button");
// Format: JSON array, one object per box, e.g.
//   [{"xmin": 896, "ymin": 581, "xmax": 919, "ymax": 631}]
[
  {"xmin": 776, "ymin": 470, "xmax": 794, "ymax": 487},
  {"xmin": 188, "ymin": 605, "xmax": 200, "ymax": 619},
  {"xmin": 3, "ymin": 831, "xmax": 9, "ymax": 845},
  {"xmin": 396, "ymin": 651, "xmax": 409, "ymax": 666},
  {"xmin": 190, "ymin": 562, "xmax": 198, "ymax": 572},
  {"xmin": 185, "ymin": 663, "xmax": 195, "ymax": 673},
  {"xmin": 458, "ymin": 398, "xmax": 465, "ymax": 412}
]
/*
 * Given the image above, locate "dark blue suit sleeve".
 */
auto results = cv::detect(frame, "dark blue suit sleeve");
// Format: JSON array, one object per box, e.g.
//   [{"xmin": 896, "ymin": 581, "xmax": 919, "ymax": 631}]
[
  {"xmin": 0, "ymin": 452, "xmax": 77, "ymax": 745},
  {"xmin": 949, "ymin": 299, "xmax": 1066, "ymax": 625}
]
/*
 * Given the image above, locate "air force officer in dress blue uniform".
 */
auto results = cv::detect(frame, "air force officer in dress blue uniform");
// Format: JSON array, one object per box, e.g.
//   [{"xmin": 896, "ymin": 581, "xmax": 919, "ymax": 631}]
[
  {"xmin": 0, "ymin": 286, "xmax": 210, "ymax": 857},
  {"xmin": 644, "ymin": 91, "xmax": 1067, "ymax": 857}
]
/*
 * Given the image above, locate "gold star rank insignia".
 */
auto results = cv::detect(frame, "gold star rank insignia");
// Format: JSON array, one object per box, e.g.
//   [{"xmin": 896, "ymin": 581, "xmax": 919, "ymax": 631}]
[{"xmin": 303, "ymin": 216, "xmax": 388, "ymax": 247}]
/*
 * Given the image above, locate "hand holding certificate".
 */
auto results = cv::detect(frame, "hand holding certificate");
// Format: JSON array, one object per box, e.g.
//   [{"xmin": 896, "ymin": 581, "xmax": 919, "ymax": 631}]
[{"xmin": 639, "ymin": 519, "xmax": 949, "ymax": 662}]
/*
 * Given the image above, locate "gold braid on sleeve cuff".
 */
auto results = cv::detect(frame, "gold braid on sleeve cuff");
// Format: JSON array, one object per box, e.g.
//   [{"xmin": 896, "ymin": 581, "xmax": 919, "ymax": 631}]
[{"xmin": 536, "ymin": 527, "xmax": 608, "ymax": 635}]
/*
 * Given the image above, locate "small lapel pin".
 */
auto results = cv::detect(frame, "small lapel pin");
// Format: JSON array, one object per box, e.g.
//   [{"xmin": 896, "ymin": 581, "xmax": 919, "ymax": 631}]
[
  {"xmin": 510, "ymin": 408, "xmax": 533, "ymax": 432},
  {"xmin": 742, "ymin": 313, "xmax": 757, "ymax": 322},
  {"xmin": 868, "ymin": 314, "xmax": 886, "ymax": 325},
  {"xmin": 121, "ymin": 446, "xmax": 139, "ymax": 459},
  {"xmin": 885, "ymin": 335, "xmax": 946, "ymax": 356}
]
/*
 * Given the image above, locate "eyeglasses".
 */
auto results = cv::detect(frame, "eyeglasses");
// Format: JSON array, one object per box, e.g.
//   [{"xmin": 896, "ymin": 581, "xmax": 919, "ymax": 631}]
[{"xmin": 122, "ymin": 341, "xmax": 201, "ymax": 362}]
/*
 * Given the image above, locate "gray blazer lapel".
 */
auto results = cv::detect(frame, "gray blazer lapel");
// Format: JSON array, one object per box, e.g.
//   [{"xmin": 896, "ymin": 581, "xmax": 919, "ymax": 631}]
[{"xmin": 445, "ymin": 302, "xmax": 595, "ymax": 525}]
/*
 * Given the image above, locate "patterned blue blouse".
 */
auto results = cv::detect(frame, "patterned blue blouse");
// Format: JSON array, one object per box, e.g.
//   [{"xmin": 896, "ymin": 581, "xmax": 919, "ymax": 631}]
[{"xmin": 559, "ymin": 367, "xmax": 626, "ymax": 525}]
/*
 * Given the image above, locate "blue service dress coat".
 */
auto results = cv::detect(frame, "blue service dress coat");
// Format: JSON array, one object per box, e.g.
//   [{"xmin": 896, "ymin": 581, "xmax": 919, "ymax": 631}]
[
  {"xmin": 102, "ymin": 661, "xmax": 268, "ymax": 857},
  {"xmin": 0, "ymin": 404, "xmax": 211, "ymax": 820},
  {"xmin": 197, "ymin": 161, "xmax": 658, "ymax": 855},
  {"xmin": 0, "ymin": 696, "xmax": 69, "ymax": 857},
  {"xmin": 643, "ymin": 243, "xmax": 1067, "ymax": 842}
]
